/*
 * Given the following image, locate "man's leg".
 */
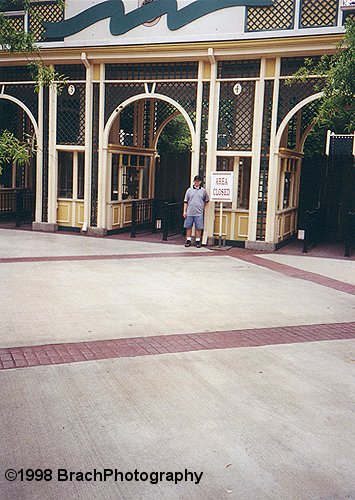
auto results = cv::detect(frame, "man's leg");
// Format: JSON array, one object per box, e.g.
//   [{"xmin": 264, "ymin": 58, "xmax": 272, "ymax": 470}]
[{"xmin": 184, "ymin": 217, "xmax": 193, "ymax": 247}]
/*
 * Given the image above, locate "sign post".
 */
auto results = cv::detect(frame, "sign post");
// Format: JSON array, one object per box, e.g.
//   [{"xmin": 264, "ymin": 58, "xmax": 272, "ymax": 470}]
[{"xmin": 210, "ymin": 172, "xmax": 234, "ymax": 247}]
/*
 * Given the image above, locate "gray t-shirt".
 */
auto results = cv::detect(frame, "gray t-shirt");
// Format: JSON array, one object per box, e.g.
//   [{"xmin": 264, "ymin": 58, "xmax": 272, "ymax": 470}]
[{"xmin": 184, "ymin": 187, "xmax": 209, "ymax": 216}]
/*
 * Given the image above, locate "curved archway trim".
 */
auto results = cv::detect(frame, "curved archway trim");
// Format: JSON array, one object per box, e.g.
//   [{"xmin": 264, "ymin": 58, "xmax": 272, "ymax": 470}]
[
  {"xmin": 153, "ymin": 111, "xmax": 180, "ymax": 150},
  {"xmin": 103, "ymin": 92, "xmax": 196, "ymax": 151},
  {"xmin": 0, "ymin": 94, "xmax": 39, "ymax": 138},
  {"xmin": 275, "ymin": 92, "xmax": 323, "ymax": 153}
]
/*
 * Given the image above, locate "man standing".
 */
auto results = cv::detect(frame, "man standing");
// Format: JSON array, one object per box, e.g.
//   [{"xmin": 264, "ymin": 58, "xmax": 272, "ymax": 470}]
[{"xmin": 183, "ymin": 175, "xmax": 209, "ymax": 248}]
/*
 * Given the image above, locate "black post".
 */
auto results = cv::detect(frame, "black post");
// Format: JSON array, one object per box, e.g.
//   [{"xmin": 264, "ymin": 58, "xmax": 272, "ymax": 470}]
[
  {"xmin": 15, "ymin": 190, "xmax": 22, "ymax": 227},
  {"xmin": 162, "ymin": 202, "xmax": 169, "ymax": 241},
  {"xmin": 344, "ymin": 211, "xmax": 354, "ymax": 257},
  {"xmin": 131, "ymin": 200, "xmax": 137, "ymax": 238},
  {"xmin": 302, "ymin": 210, "xmax": 309, "ymax": 253}
]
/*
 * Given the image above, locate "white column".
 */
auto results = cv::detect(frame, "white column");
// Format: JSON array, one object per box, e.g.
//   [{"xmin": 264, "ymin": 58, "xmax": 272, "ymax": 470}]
[
  {"xmin": 97, "ymin": 63, "xmax": 107, "ymax": 230},
  {"xmin": 191, "ymin": 60, "xmax": 204, "ymax": 179},
  {"xmin": 47, "ymin": 75, "xmax": 58, "ymax": 225},
  {"xmin": 83, "ymin": 58, "xmax": 93, "ymax": 232},
  {"xmin": 265, "ymin": 58, "xmax": 281, "ymax": 243},
  {"xmin": 203, "ymin": 49, "xmax": 219, "ymax": 245},
  {"xmin": 247, "ymin": 58, "xmax": 266, "ymax": 241},
  {"xmin": 35, "ymin": 85, "xmax": 43, "ymax": 223}
]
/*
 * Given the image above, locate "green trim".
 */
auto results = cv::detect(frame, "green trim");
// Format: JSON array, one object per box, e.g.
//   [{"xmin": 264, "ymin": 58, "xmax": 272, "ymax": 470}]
[
  {"xmin": 57, "ymin": 225, "xmax": 81, "ymax": 233},
  {"xmin": 213, "ymin": 238, "xmax": 246, "ymax": 248},
  {"xmin": 45, "ymin": 0, "xmax": 273, "ymax": 39}
]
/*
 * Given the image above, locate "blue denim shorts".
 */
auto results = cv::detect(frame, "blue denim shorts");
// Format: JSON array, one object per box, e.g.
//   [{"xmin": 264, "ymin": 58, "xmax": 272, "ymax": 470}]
[{"xmin": 184, "ymin": 215, "xmax": 204, "ymax": 230}]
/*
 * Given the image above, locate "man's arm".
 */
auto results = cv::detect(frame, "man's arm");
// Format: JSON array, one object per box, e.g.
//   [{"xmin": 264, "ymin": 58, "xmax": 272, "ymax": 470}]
[
  {"xmin": 204, "ymin": 189, "xmax": 210, "ymax": 206},
  {"xmin": 183, "ymin": 201, "xmax": 188, "ymax": 218},
  {"xmin": 183, "ymin": 190, "xmax": 189, "ymax": 218}
]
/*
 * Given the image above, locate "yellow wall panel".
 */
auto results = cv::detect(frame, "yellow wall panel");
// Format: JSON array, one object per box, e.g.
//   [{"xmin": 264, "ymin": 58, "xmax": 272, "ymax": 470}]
[
  {"xmin": 214, "ymin": 214, "xmax": 229, "ymax": 237},
  {"xmin": 203, "ymin": 62, "xmax": 211, "ymax": 80},
  {"xmin": 57, "ymin": 202, "xmax": 71, "ymax": 224},
  {"xmin": 123, "ymin": 204, "xmax": 132, "ymax": 224},
  {"xmin": 77, "ymin": 203, "xmax": 85, "ymax": 225},
  {"xmin": 237, "ymin": 215, "xmax": 249, "ymax": 239},
  {"xmin": 113, "ymin": 205, "xmax": 121, "ymax": 226},
  {"xmin": 265, "ymin": 58, "xmax": 276, "ymax": 77}
]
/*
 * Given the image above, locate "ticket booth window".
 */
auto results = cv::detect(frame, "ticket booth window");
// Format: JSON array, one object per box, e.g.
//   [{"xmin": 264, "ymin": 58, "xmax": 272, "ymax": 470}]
[
  {"xmin": 283, "ymin": 172, "xmax": 292, "ymax": 209},
  {"xmin": 216, "ymin": 156, "xmax": 251, "ymax": 209},
  {"xmin": 237, "ymin": 158, "xmax": 251, "ymax": 209},
  {"xmin": 111, "ymin": 153, "xmax": 151, "ymax": 201},
  {"xmin": 279, "ymin": 157, "xmax": 299, "ymax": 211},
  {"xmin": 58, "ymin": 151, "xmax": 85, "ymax": 199}
]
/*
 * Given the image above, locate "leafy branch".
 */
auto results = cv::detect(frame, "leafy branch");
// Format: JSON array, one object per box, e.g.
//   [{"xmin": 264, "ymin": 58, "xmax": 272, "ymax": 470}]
[
  {"xmin": 286, "ymin": 18, "xmax": 355, "ymax": 132},
  {"xmin": 0, "ymin": 0, "xmax": 67, "ymax": 92},
  {"xmin": 0, "ymin": 130, "xmax": 34, "ymax": 174}
]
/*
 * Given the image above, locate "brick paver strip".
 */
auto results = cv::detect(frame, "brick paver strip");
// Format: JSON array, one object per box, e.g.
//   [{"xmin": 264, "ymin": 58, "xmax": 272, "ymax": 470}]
[
  {"xmin": 228, "ymin": 250, "xmax": 355, "ymax": 295},
  {"xmin": 0, "ymin": 322, "xmax": 354, "ymax": 371},
  {"xmin": 1, "ymin": 249, "xmax": 354, "ymax": 295}
]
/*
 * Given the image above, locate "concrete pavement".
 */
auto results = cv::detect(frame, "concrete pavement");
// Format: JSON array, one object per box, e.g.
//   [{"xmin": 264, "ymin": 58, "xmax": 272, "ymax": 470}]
[{"xmin": 0, "ymin": 228, "xmax": 354, "ymax": 499}]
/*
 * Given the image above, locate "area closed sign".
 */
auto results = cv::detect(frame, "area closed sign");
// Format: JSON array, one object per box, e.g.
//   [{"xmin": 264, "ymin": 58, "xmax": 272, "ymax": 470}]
[{"xmin": 210, "ymin": 172, "xmax": 234, "ymax": 202}]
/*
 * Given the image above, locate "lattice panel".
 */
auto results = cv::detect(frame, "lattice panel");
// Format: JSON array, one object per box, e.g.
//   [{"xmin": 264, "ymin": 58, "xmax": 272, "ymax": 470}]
[
  {"xmin": 143, "ymin": 100, "xmax": 152, "ymax": 149},
  {"xmin": 0, "ymin": 100, "xmax": 18, "ymax": 135},
  {"xmin": 154, "ymin": 99, "xmax": 178, "ymax": 133},
  {"xmin": 91, "ymin": 84, "xmax": 99, "ymax": 227},
  {"xmin": 42, "ymin": 86, "xmax": 49, "ymax": 222},
  {"xmin": 155, "ymin": 82, "xmax": 197, "ymax": 125},
  {"xmin": 287, "ymin": 114, "xmax": 298, "ymax": 149},
  {"xmin": 278, "ymin": 78, "xmax": 324, "ymax": 126},
  {"xmin": 3, "ymin": 84, "xmax": 38, "ymax": 121},
  {"xmin": 246, "ymin": 0, "xmax": 295, "ymax": 31},
  {"xmin": 57, "ymin": 84, "xmax": 86, "ymax": 145},
  {"xmin": 330, "ymin": 136, "xmax": 354, "ymax": 156},
  {"xmin": 0, "ymin": 66, "xmax": 33, "ymax": 82},
  {"xmin": 281, "ymin": 56, "xmax": 320, "ymax": 76},
  {"xmin": 300, "ymin": 99, "xmax": 320, "ymax": 137},
  {"xmin": 300, "ymin": 0, "xmax": 339, "ymax": 28},
  {"xmin": 199, "ymin": 82, "xmax": 209, "ymax": 178},
  {"xmin": 105, "ymin": 62, "xmax": 198, "ymax": 81},
  {"xmin": 257, "ymin": 81, "xmax": 274, "ymax": 241},
  {"xmin": 29, "ymin": 1, "xmax": 64, "ymax": 42},
  {"xmin": 343, "ymin": 12, "xmax": 355, "ymax": 24},
  {"xmin": 55, "ymin": 65, "xmax": 86, "ymax": 81},
  {"xmin": 117, "ymin": 105, "xmax": 136, "ymax": 147},
  {"xmin": 218, "ymin": 60, "xmax": 260, "ymax": 79},
  {"xmin": 218, "ymin": 81, "xmax": 255, "ymax": 151},
  {"xmin": 4, "ymin": 14, "xmax": 24, "ymax": 32},
  {"xmin": 105, "ymin": 83, "xmax": 144, "ymax": 125}
]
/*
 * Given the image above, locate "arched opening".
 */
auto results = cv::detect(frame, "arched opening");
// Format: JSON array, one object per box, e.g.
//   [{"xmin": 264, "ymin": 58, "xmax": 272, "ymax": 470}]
[
  {"xmin": 300, "ymin": 125, "xmax": 354, "ymax": 245},
  {"xmin": 274, "ymin": 92, "xmax": 354, "ymax": 250},
  {"xmin": 104, "ymin": 95, "xmax": 194, "ymax": 233},
  {"xmin": 0, "ymin": 98, "xmax": 36, "ymax": 190},
  {"xmin": 0, "ymin": 96, "xmax": 38, "ymax": 226},
  {"xmin": 154, "ymin": 114, "xmax": 191, "ymax": 203}
]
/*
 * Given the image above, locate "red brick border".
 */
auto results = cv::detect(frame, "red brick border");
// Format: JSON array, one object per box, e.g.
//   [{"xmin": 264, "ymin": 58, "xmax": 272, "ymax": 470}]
[
  {"xmin": 228, "ymin": 250, "xmax": 355, "ymax": 295},
  {"xmin": 1, "ymin": 248, "xmax": 354, "ymax": 295},
  {"xmin": 0, "ymin": 322, "xmax": 354, "ymax": 371}
]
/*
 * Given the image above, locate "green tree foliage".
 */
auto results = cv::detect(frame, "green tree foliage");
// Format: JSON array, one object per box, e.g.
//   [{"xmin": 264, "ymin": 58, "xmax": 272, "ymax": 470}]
[
  {"xmin": 0, "ymin": 0, "xmax": 67, "ymax": 88},
  {"xmin": 0, "ymin": 130, "xmax": 33, "ymax": 173},
  {"xmin": 0, "ymin": 0, "xmax": 67, "ymax": 170},
  {"xmin": 158, "ymin": 115, "xmax": 192, "ymax": 154},
  {"xmin": 287, "ymin": 18, "xmax": 355, "ymax": 133}
]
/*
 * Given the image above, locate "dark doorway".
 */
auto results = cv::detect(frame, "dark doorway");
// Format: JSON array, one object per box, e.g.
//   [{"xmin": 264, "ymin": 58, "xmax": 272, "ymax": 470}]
[
  {"xmin": 299, "ymin": 130, "xmax": 354, "ymax": 243},
  {"xmin": 155, "ymin": 115, "xmax": 191, "ymax": 204}
]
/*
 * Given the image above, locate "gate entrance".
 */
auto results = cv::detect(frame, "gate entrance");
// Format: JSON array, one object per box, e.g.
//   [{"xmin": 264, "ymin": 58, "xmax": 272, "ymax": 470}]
[
  {"xmin": 105, "ymin": 96, "xmax": 193, "ymax": 236},
  {"xmin": 298, "ymin": 131, "xmax": 354, "ymax": 253},
  {"xmin": 0, "ymin": 98, "xmax": 36, "ymax": 227}
]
